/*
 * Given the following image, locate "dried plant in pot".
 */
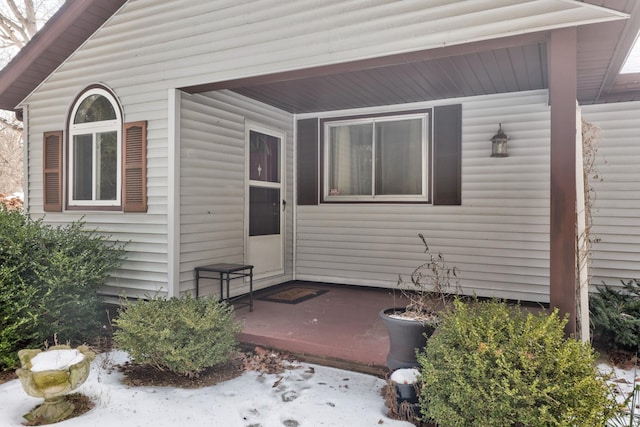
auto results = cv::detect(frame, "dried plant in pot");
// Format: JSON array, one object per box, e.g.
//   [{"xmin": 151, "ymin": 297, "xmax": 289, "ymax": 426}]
[{"xmin": 380, "ymin": 233, "xmax": 461, "ymax": 371}]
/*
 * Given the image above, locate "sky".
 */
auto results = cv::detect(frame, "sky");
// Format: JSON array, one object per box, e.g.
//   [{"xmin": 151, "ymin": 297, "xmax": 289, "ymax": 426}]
[{"xmin": 621, "ymin": 37, "xmax": 640, "ymax": 74}]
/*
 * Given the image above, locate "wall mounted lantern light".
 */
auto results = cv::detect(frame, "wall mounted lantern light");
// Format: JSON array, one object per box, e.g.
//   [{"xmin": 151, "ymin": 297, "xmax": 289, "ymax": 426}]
[{"xmin": 490, "ymin": 123, "xmax": 509, "ymax": 157}]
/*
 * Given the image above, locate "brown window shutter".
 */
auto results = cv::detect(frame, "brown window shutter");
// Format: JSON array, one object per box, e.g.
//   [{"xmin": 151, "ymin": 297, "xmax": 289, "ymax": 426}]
[
  {"xmin": 296, "ymin": 118, "xmax": 319, "ymax": 205},
  {"xmin": 433, "ymin": 105, "xmax": 462, "ymax": 206},
  {"xmin": 43, "ymin": 131, "xmax": 63, "ymax": 212},
  {"xmin": 123, "ymin": 121, "xmax": 147, "ymax": 212}
]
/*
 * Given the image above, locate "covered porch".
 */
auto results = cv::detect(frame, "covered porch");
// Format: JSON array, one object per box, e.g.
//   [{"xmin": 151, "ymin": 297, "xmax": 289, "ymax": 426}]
[
  {"xmin": 233, "ymin": 281, "xmax": 548, "ymax": 376},
  {"xmin": 178, "ymin": 2, "xmax": 640, "ymax": 338},
  {"xmin": 234, "ymin": 281, "xmax": 402, "ymax": 375}
]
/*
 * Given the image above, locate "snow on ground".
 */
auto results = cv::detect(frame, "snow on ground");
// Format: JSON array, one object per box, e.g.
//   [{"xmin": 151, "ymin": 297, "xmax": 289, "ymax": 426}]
[
  {"xmin": 1, "ymin": 350, "xmax": 637, "ymax": 427},
  {"xmin": 599, "ymin": 362, "xmax": 640, "ymax": 425},
  {"xmin": 600, "ymin": 362, "xmax": 638, "ymax": 404},
  {"xmin": 0, "ymin": 351, "xmax": 413, "ymax": 427}
]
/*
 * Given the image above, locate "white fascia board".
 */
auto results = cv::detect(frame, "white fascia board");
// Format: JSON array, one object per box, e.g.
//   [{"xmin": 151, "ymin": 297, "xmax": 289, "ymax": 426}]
[
  {"xmin": 426, "ymin": 1, "xmax": 629, "ymax": 49},
  {"xmin": 557, "ymin": 0, "xmax": 630, "ymax": 21}
]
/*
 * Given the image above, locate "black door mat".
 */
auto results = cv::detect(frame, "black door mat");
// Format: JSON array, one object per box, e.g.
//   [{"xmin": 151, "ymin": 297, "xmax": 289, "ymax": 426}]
[{"xmin": 258, "ymin": 287, "xmax": 328, "ymax": 304}]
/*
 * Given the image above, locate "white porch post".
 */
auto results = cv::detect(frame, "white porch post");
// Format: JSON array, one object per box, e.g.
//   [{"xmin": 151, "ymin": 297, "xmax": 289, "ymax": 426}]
[
  {"xmin": 167, "ymin": 89, "xmax": 181, "ymax": 297},
  {"xmin": 575, "ymin": 108, "xmax": 590, "ymax": 343}
]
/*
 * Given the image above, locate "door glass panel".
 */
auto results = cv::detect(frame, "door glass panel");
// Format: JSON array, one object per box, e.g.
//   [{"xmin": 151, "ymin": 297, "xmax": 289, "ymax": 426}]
[
  {"xmin": 249, "ymin": 130, "xmax": 280, "ymax": 182},
  {"xmin": 249, "ymin": 187, "xmax": 280, "ymax": 236}
]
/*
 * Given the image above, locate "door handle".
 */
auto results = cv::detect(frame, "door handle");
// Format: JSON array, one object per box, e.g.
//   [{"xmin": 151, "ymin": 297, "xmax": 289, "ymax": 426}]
[{"xmin": 282, "ymin": 200, "xmax": 286, "ymax": 211}]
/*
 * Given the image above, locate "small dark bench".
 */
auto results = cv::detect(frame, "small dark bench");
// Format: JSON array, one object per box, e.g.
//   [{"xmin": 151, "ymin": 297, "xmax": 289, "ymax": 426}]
[{"xmin": 194, "ymin": 263, "xmax": 254, "ymax": 311}]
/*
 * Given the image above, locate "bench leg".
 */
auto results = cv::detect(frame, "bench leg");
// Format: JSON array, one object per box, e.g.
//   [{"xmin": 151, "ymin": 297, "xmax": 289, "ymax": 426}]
[
  {"xmin": 249, "ymin": 268, "xmax": 253, "ymax": 312},
  {"xmin": 195, "ymin": 270, "xmax": 200, "ymax": 298}
]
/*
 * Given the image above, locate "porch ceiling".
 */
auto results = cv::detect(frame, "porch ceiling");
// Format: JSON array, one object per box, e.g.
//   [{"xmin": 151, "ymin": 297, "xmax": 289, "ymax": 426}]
[{"xmin": 232, "ymin": 41, "xmax": 548, "ymax": 114}]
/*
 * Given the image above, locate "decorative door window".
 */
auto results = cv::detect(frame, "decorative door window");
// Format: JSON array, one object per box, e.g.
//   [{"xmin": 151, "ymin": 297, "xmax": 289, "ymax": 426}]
[
  {"xmin": 250, "ymin": 131, "xmax": 280, "ymax": 182},
  {"xmin": 249, "ymin": 130, "xmax": 281, "ymax": 236}
]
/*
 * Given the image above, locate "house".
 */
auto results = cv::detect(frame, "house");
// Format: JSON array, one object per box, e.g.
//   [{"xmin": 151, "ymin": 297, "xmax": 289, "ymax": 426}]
[{"xmin": 1, "ymin": 0, "xmax": 639, "ymax": 338}]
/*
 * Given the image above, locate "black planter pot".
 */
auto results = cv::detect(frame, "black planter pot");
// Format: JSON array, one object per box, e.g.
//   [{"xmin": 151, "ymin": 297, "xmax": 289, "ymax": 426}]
[
  {"xmin": 391, "ymin": 367, "xmax": 420, "ymax": 403},
  {"xmin": 395, "ymin": 381, "xmax": 420, "ymax": 415},
  {"xmin": 380, "ymin": 307, "xmax": 436, "ymax": 371},
  {"xmin": 389, "ymin": 368, "xmax": 422, "ymax": 422},
  {"xmin": 395, "ymin": 381, "xmax": 419, "ymax": 402}
]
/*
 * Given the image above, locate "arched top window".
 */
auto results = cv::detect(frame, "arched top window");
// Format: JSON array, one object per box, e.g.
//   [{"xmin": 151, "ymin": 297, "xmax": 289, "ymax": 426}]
[
  {"xmin": 68, "ymin": 87, "xmax": 122, "ymax": 207},
  {"xmin": 43, "ymin": 86, "xmax": 147, "ymax": 213},
  {"xmin": 73, "ymin": 93, "xmax": 117, "ymax": 123}
]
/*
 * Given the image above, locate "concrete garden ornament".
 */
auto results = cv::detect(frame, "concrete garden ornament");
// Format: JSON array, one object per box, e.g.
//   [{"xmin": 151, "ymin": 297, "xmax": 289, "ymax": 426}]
[{"xmin": 16, "ymin": 344, "xmax": 95, "ymax": 423}]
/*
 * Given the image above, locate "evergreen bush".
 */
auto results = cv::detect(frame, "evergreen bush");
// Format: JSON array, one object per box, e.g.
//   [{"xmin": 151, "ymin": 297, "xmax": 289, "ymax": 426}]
[
  {"xmin": 0, "ymin": 206, "xmax": 126, "ymax": 369},
  {"xmin": 418, "ymin": 299, "xmax": 618, "ymax": 427},
  {"xmin": 590, "ymin": 279, "xmax": 640, "ymax": 353},
  {"xmin": 113, "ymin": 295, "xmax": 242, "ymax": 377}
]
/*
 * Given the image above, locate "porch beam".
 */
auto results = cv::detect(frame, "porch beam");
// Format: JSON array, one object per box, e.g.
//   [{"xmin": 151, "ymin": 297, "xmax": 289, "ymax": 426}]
[{"xmin": 548, "ymin": 28, "xmax": 578, "ymax": 336}]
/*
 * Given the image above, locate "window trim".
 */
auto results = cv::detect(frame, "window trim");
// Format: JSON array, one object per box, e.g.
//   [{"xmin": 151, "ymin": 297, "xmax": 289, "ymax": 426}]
[
  {"xmin": 321, "ymin": 110, "xmax": 431, "ymax": 203},
  {"xmin": 67, "ymin": 87, "xmax": 123, "ymax": 209}
]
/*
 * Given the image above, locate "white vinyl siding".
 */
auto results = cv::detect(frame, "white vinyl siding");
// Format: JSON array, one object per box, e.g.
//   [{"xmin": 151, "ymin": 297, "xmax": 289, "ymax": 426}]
[
  {"xmin": 581, "ymin": 102, "xmax": 640, "ymax": 291},
  {"xmin": 25, "ymin": 92, "xmax": 167, "ymax": 299},
  {"xmin": 179, "ymin": 90, "xmax": 294, "ymax": 297},
  {"xmin": 21, "ymin": 0, "xmax": 620, "ymax": 298},
  {"xmin": 296, "ymin": 90, "xmax": 552, "ymax": 303}
]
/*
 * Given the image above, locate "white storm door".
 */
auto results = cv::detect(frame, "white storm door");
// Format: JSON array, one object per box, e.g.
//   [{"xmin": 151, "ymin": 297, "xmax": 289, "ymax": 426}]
[{"xmin": 246, "ymin": 125, "xmax": 285, "ymax": 278}]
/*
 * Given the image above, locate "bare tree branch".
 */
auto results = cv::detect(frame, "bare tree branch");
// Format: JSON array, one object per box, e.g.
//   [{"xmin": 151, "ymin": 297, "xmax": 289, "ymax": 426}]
[
  {"xmin": 0, "ymin": 15, "xmax": 27, "ymax": 48},
  {"xmin": 0, "ymin": 0, "xmax": 35, "ymax": 49},
  {"xmin": 9, "ymin": 0, "xmax": 37, "ymax": 37},
  {"xmin": 0, "ymin": 1, "xmax": 61, "ymax": 50},
  {"xmin": 0, "ymin": 118, "xmax": 23, "ymax": 194},
  {"xmin": 0, "ymin": 1, "xmax": 65, "ymax": 193},
  {"xmin": 0, "ymin": 116, "xmax": 23, "ymax": 132}
]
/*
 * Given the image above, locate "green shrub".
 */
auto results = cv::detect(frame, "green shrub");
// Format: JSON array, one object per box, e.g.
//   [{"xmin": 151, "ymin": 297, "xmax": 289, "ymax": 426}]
[
  {"xmin": 0, "ymin": 206, "xmax": 126, "ymax": 369},
  {"xmin": 418, "ymin": 299, "xmax": 618, "ymax": 427},
  {"xmin": 113, "ymin": 295, "xmax": 242, "ymax": 377},
  {"xmin": 590, "ymin": 279, "xmax": 640, "ymax": 353},
  {"xmin": 0, "ymin": 266, "xmax": 39, "ymax": 369}
]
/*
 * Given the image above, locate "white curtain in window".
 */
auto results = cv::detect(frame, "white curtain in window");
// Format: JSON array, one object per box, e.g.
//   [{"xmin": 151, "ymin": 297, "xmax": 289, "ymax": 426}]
[
  {"xmin": 329, "ymin": 124, "xmax": 372, "ymax": 195},
  {"xmin": 375, "ymin": 119, "xmax": 422, "ymax": 195}
]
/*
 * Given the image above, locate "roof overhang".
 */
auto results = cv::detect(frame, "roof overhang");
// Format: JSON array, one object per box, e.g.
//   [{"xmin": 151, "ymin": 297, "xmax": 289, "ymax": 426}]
[
  {"xmin": 0, "ymin": 0, "xmax": 127, "ymax": 112},
  {"xmin": 0, "ymin": 0, "xmax": 635, "ymax": 114},
  {"xmin": 178, "ymin": 0, "xmax": 632, "ymax": 112}
]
